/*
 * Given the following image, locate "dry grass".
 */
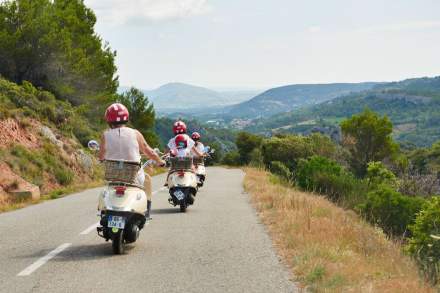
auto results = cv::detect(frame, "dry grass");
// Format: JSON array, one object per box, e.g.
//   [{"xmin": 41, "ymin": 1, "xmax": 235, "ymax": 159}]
[{"xmin": 244, "ymin": 168, "xmax": 432, "ymax": 292}]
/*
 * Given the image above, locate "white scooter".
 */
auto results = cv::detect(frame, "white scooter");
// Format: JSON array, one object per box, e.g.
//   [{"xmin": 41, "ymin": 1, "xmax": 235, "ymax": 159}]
[
  {"xmin": 88, "ymin": 140, "xmax": 159, "ymax": 254},
  {"xmin": 194, "ymin": 146, "xmax": 215, "ymax": 188},
  {"xmin": 166, "ymin": 156, "xmax": 198, "ymax": 212}
]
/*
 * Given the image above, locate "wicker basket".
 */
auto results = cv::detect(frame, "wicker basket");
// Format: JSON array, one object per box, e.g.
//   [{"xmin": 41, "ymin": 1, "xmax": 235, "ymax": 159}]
[
  {"xmin": 193, "ymin": 157, "xmax": 204, "ymax": 165},
  {"xmin": 169, "ymin": 157, "xmax": 193, "ymax": 171},
  {"xmin": 104, "ymin": 161, "xmax": 140, "ymax": 184}
]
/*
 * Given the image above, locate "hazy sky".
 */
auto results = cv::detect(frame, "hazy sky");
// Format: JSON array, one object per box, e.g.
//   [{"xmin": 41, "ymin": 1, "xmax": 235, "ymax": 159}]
[{"xmin": 84, "ymin": 0, "xmax": 440, "ymax": 90}]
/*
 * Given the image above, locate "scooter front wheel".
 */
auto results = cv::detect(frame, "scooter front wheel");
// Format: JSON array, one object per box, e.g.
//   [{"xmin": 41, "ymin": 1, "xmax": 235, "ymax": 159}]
[{"xmin": 112, "ymin": 229, "xmax": 125, "ymax": 255}]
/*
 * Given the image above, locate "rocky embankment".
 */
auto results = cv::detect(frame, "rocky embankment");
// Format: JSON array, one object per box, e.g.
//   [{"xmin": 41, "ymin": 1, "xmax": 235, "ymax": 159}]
[{"xmin": 0, "ymin": 117, "xmax": 97, "ymax": 207}]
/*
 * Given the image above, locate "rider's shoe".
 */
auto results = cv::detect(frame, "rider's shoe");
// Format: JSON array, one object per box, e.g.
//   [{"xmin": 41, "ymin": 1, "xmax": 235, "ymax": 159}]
[{"xmin": 145, "ymin": 200, "xmax": 152, "ymax": 220}]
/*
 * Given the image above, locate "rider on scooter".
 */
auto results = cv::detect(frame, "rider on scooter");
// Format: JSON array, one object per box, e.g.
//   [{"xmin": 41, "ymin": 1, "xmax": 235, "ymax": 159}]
[
  {"xmin": 98, "ymin": 103, "xmax": 165, "ymax": 220},
  {"xmin": 167, "ymin": 121, "xmax": 204, "ymax": 158},
  {"xmin": 164, "ymin": 121, "xmax": 204, "ymax": 186},
  {"xmin": 191, "ymin": 132, "xmax": 205, "ymax": 159}
]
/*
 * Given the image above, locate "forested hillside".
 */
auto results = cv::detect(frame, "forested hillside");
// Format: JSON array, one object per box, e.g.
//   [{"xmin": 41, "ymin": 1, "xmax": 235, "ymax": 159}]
[
  {"xmin": 249, "ymin": 76, "xmax": 440, "ymax": 147},
  {"xmin": 226, "ymin": 82, "xmax": 378, "ymax": 118}
]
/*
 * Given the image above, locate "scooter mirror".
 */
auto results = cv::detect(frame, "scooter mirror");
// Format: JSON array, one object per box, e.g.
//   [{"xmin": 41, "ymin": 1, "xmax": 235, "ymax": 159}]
[
  {"xmin": 204, "ymin": 146, "xmax": 211, "ymax": 153},
  {"xmin": 153, "ymin": 148, "xmax": 161, "ymax": 154},
  {"xmin": 88, "ymin": 140, "xmax": 100, "ymax": 151},
  {"xmin": 210, "ymin": 149, "xmax": 216, "ymax": 154}
]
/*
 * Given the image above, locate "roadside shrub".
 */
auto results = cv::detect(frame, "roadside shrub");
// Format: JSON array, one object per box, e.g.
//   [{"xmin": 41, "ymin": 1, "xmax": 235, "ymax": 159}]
[
  {"xmin": 262, "ymin": 135, "xmax": 313, "ymax": 171},
  {"xmin": 261, "ymin": 134, "xmax": 341, "ymax": 172},
  {"xmin": 236, "ymin": 132, "xmax": 263, "ymax": 165},
  {"xmin": 222, "ymin": 151, "xmax": 241, "ymax": 166},
  {"xmin": 358, "ymin": 185, "xmax": 425, "ymax": 236},
  {"xmin": 269, "ymin": 161, "xmax": 292, "ymax": 182},
  {"xmin": 407, "ymin": 197, "xmax": 440, "ymax": 284},
  {"xmin": 5, "ymin": 143, "xmax": 77, "ymax": 187},
  {"xmin": 366, "ymin": 161, "xmax": 397, "ymax": 188},
  {"xmin": 249, "ymin": 148, "xmax": 264, "ymax": 168},
  {"xmin": 54, "ymin": 167, "xmax": 74, "ymax": 186},
  {"xmin": 296, "ymin": 156, "xmax": 343, "ymax": 189},
  {"xmin": 295, "ymin": 156, "xmax": 363, "ymax": 205}
]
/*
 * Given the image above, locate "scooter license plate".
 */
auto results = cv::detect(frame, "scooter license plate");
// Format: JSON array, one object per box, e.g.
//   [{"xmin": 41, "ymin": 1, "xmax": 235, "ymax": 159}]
[
  {"xmin": 108, "ymin": 215, "xmax": 126, "ymax": 229},
  {"xmin": 174, "ymin": 190, "xmax": 185, "ymax": 200}
]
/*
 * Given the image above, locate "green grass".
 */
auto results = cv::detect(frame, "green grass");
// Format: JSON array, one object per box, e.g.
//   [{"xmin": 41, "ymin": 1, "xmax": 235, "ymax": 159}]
[{"xmin": 1, "ymin": 143, "xmax": 75, "ymax": 187}]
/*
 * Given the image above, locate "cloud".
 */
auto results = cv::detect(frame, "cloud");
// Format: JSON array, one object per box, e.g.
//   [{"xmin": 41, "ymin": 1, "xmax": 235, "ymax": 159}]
[
  {"xmin": 358, "ymin": 21, "xmax": 440, "ymax": 33},
  {"xmin": 85, "ymin": 0, "xmax": 211, "ymax": 25},
  {"xmin": 307, "ymin": 26, "xmax": 321, "ymax": 33}
]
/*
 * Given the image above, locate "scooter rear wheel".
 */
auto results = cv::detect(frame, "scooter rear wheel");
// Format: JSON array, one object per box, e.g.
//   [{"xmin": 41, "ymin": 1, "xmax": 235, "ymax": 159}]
[
  {"xmin": 179, "ymin": 201, "xmax": 187, "ymax": 213},
  {"xmin": 112, "ymin": 230, "xmax": 125, "ymax": 255}
]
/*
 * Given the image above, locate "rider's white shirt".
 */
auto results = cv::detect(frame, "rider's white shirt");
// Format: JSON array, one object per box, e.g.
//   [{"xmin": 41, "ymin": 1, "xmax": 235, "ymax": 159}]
[
  {"xmin": 104, "ymin": 127, "xmax": 140, "ymax": 163},
  {"xmin": 167, "ymin": 134, "xmax": 195, "ymax": 151},
  {"xmin": 192, "ymin": 142, "xmax": 205, "ymax": 157}
]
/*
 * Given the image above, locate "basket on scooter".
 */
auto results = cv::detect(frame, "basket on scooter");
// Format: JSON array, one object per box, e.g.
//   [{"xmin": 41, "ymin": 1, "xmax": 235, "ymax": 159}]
[
  {"xmin": 193, "ymin": 157, "xmax": 204, "ymax": 165},
  {"xmin": 104, "ymin": 160, "xmax": 141, "ymax": 184},
  {"xmin": 169, "ymin": 157, "xmax": 193, "ymax": 171}
]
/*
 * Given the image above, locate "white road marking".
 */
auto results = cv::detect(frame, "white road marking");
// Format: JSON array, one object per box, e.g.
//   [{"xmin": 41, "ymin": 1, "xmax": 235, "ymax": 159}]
[
  {"xmin": 79, "ymin": 222, "xmax": 99, "ymax": 235},
  {"xmin": 17, "ymin": 243, "xmax": 72, "ymax": 277},
  {"xmin": 152, "ymin": 187, "xmax": 167, "ymax": 195}
]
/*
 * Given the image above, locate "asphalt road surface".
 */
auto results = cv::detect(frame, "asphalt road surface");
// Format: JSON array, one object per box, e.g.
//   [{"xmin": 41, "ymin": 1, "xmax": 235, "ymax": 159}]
[{"xmin": 0, "ymin": 167, "xmax": 297, "ymax": 293}]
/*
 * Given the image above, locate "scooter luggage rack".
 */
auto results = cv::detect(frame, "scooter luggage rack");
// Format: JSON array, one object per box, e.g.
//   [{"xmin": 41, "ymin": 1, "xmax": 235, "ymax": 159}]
[
  {"xmin": 169, "ymin": 157, "xmax": 193, "ymax": 172},
  {"xmin": 107, "ymin": 181, "xmax": 144, "ymax": 189}
]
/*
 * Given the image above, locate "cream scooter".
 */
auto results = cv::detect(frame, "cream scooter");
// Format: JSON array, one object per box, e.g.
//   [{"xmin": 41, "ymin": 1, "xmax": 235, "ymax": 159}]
[
  {"xmin": 88, "ymin": 140, "xmax": 159, "ymax": 254},
  {"xmin": 194, "ymin": 146, "xmax": 215, "ymax": 188},
  {"xmin": 166, "ymin": 156, "xmax": 198, "ymax": 212}
]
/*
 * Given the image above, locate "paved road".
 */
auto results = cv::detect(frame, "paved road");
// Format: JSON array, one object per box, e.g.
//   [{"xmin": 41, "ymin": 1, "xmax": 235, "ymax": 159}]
[{"xmin": 0, "ymin": 167, "xmax": 296, "ymax": 293}]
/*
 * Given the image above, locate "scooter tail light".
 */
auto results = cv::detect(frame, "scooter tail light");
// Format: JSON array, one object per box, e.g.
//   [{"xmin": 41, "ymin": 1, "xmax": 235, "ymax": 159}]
[
  {"xmin": 178, "ymin": 171, "xmax": 185, "ymax": 177},
  {"xmin": 114, "ymin": 186, "xmax": 126, "ymax": 196}
]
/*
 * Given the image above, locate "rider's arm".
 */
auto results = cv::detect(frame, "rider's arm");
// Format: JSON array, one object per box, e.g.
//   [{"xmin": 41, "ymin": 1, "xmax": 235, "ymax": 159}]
[
  {"xmin": 98, "ymin": 134, "xmax": 106, "ymax": 161},
  {"xmin": 191, "ymin": 145, "xmax": 204, "ymax": 157},
  {"xmin": 136, "ymin": 131, "xmax": 164, "ymax": 164}
]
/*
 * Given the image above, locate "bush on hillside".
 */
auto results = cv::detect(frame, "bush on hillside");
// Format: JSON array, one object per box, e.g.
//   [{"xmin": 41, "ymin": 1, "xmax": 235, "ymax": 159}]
[
  {"xmin": 236, "ymin": 132, "xmax": 263, "ymax": 165},
  {"xmin": 407, "ymin": 197, "xmax": 440, "ymax": 284},
  {"xmin": 269, "ymin": 161, "xmax": 292, "ymax": 182},
  {"xmin": 249, "ymin": 148, "xmax": 264, "ymax": 168},
  {"xmin": 222, "ymin": 151, "xmax": 241, "ymax": 166},
  {"xmin": 358, "ymin": 185, "xmax": 425, "ymax": 236},
  {"xmin": 2, "ymin": 143, "xmax": 76, "ymax": 187},
  {"xmin": 341, "ymin": 109, "xmax": 398, "ymax": 177},
  {"xmin": 295, "ymin": 156, "xmax": 361, "ymax": 203},
  {"xmin": 366, "ymin": 161, "xmax": 397, "ymax": 188},
  {"xmin": 0, "ymin": 78, "xmax": 99, "ymax": 146},
  {"xmin": 261, "ymin": 133, "xmax": 343, "ymax": 172},
  {"xmin": 262, "ymin": 135, "xmax": 313, "ymax": 171}
]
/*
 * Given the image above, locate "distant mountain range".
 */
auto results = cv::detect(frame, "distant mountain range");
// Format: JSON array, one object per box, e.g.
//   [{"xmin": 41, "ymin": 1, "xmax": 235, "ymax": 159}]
[
  {"xmin": 247, "ymin": 76, "xmax": 440, "ymax": 147},
  {"xmin": 225, "ymin": 82, "xmax": 379, "ymax": 118},
  {"xmin": 120, "ymin": 82, "xmax": 380, "ymax": 118},
  {"xmin": 120, "ymin": 83, "xmax": 262, "ymax": 113}
]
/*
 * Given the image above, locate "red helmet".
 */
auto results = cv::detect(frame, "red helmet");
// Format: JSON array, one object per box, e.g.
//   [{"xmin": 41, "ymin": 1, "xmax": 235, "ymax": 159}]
[
  {"xmin": 173, "ymin": 120, "xmax": 187, "ymax": 134},
  {"xmin": 175, "ymin": 134, "xmax": 188, "ymax": 149},
  {"xmin": 191, "ymin": 132, "xmax": 201, "ymax": 141},
  {"xmin": 105, "ymin": 103, "xmax": 129, "ymax": 123}
]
